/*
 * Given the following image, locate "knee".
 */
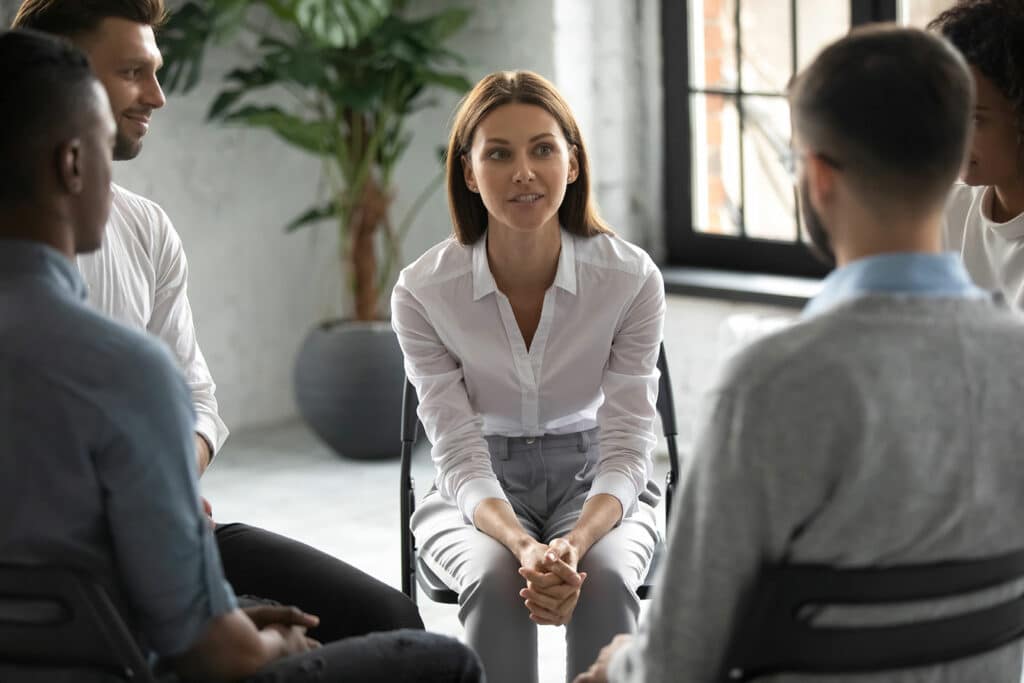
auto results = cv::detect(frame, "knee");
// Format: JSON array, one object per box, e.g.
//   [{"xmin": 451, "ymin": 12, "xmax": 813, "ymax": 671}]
[
  {"xmin": 576, "ymin": 561, "xmax": 634, "ymax": 613},
  {"xmin": 460, "ymin": 561, "xmax": 523, "ymax": 614},
  {"xmin": 377, "ymin": 589, "xmax": 425, "ymax": 630},
  {"xmin": 407, "ymin": 632, "xmax": 485, "ymax": 683}
]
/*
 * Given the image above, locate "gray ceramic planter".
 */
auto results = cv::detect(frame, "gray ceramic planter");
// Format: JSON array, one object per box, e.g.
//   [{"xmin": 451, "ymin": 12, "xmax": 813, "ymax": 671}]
[{"xmin": 293, "ymin": 320, "xmax": 405, "ymax": 459}]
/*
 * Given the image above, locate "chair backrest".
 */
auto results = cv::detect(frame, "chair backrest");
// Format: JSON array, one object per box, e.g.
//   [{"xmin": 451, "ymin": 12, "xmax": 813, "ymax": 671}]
[
  {"xmin": 0, "ymin": 564, "xmax": 156, "ymax": 682},
  {"xmin": 720, "ymin": 548, "xmax": 1024, "ymax": 681}
]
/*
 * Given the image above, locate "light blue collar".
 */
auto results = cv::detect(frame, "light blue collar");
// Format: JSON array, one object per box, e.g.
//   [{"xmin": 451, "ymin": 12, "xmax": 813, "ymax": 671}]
[
  {"xmin": 0, "ymin": 239, "xmax": 87, "ymax": 301},
  {"xmin": 803, "ymin": 252, "xmax": 987, "ymax": 318}
]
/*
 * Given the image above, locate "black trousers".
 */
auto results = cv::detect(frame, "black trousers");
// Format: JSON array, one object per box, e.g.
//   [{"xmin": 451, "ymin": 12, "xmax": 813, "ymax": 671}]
[
  {"xmin": 7, "ymin": 632, "xmax": 484, "ymax": 683},
  {"xmin": 215, "ymin": 522, "xmax": 424, "ymax": 642},
  {"xmin": 237, "ymin": 630, "xmax": 483, "ymax": 683}
]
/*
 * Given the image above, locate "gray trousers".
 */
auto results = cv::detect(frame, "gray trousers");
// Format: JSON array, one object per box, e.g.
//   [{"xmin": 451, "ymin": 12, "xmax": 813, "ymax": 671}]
[{"xmin": 411, "ymin": 429, "xmax": 661, "ymax": 683}]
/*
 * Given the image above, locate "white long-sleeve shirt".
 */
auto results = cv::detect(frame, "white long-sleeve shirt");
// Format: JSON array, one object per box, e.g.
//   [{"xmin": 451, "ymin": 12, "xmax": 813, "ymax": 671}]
[
  {"xmin": 943, "ymin": 183, "xmax": 1024, "ymax": 310},
  {"xmin": 77, "ymin": 183, "xmax": 229, "ymax": 455},
  {"xmin": 392, "ymin": 229, "xmax": 665, "ymax": 524}
]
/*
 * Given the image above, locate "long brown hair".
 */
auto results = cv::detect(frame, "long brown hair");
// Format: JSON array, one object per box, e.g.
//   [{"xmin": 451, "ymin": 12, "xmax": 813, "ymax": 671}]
[{"xmin": 446, "ymin": 70, "xmax": 612, "ymax": 245}]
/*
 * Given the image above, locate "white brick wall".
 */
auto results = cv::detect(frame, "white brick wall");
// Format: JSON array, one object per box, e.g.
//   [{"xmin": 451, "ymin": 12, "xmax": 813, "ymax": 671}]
[{"xmin": 11, "ymin": 0, "xmax": 805, "ymax": 434}]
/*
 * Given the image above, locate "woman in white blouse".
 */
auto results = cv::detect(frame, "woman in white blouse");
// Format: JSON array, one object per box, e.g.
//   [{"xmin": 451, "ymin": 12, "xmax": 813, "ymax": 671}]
[{"xmin": 391, "ymin": 70, "xmax": 665, "ymax": 683}]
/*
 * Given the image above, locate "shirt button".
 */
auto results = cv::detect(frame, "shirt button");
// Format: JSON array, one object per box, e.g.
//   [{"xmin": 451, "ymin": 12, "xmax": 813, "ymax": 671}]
[{"xmin": 525, "ymin": 437, "xmax": 536, "ymax": 445}]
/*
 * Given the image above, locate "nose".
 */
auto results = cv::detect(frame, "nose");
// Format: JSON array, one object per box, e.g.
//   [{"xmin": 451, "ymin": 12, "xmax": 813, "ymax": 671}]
[
  {"xmin": 143, "ymin": 72, "xmax": 167, "ymax": 110},
  {"xmin": 512, "ymin": 157, "xmax": 536, "ymax": 183}
]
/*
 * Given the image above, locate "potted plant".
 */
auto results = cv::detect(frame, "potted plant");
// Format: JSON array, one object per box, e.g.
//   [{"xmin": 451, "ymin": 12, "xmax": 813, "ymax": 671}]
[{"xmin": 159, "ymin": 0, "xmax": 473, "ymax": 458}]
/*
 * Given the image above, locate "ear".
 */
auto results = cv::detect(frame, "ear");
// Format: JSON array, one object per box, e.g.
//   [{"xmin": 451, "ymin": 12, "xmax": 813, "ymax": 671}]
[
  {"xmin": 804, "ymin": 152, "xmax": 837, "ymax": 217},
  {"xmin": 56, "ymin": 138, "xmax": 84, "ymax": 195},
  {"xmin": 462, "ymin": 154, "xmax": 479, "ymax": 193},
  {"xmin": 567, "ymin": 144, "xmax": 579, "ymax": 184}
]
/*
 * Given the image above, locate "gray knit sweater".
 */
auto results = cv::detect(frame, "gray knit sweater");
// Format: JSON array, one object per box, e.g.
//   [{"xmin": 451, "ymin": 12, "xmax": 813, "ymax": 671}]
[{"xmin": 610, "ymin": 294, "xmax": 1024, "ymax": 682}]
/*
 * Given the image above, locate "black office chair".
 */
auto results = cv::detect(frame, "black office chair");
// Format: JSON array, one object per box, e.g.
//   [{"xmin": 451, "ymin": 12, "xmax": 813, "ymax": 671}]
[
  {"xmin": 0, "ymin": 563, "xmax": 156, "ymax": 682},
  {"xmin": 719, "ymin": 548, "xmax": 1024, "ymax": 681},
  {"xmin": 399, "ymin": 342, "xmax": 681, "ymax": 604}
]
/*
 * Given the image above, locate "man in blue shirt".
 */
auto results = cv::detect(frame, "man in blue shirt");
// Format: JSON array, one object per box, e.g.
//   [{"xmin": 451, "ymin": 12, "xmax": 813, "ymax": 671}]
[{"xmin": 0, "ymin": 28, "xmax": 481, "ymax": 682}]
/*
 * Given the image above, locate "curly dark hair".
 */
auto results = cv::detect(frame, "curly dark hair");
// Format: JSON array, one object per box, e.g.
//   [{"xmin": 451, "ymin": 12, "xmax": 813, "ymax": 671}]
[{"xmin": 929, "ymin": 0, "xmax": 1024, "ymax": 145}]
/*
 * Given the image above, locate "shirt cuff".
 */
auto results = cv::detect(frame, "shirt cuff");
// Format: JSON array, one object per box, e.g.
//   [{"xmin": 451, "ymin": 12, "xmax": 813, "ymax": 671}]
[
  {"xmin": 457, "ymin": 476, "xmax": 509, "ymax": 526},
  {"xmin": 194, "ymin": 412, "xmax": 229, "ymax": 457},
  {"xmin": 587, "ymin": 471, "xmax": 636, "ymax": 522}
]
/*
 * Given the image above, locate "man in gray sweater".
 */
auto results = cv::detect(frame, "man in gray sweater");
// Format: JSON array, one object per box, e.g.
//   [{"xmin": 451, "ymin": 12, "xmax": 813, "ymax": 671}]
[{"xmin": 577, "ymin": 25, "xmax": 1024, "ymax": 683}]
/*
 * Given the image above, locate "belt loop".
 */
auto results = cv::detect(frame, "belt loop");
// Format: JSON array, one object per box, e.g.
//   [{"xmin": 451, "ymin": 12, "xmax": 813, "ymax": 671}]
[{"xmin": 577, "ymin": 430, "xmax": 591, "ymax": 453}]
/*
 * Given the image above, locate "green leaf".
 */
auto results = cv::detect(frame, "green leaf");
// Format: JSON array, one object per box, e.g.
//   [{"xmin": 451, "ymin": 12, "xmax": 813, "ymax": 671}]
[
  {"xmin": 157, "ymin": 2, "xmax": 214, "ymax": 94},
  {"xmin": 414, "ymin": 7, "xmax": 471, "ymax": 44},
  {"xmin": 284, "ymin": 201, "xmax": 339, "ymax": 232},
  {"xmin": 419, "ymin": 70, "xmax": 473, "ymax": 94},
  {"xmin": 207, "ymin": 89, "xmax": 246, "ymax": 119},
  {"xmin": 222, "ymin": 105, "xmax": 335, "ymax": 156},
  {"xmin": 293, "ymin": 0, "xmax": 391, "ymax": 48}
]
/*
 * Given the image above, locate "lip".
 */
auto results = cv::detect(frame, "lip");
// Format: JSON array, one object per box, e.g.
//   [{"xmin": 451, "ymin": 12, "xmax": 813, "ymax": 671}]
[
  {"xmin": 508, "ymin": 193, "xmax": 544, "ymax": 204},
  {"xmin": 124, "ymin": 114, "xmax": 151, "ymax": 131}
]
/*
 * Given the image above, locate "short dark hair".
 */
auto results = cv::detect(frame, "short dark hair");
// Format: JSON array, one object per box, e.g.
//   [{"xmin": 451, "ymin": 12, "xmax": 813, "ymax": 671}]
[
  {"xmin": 788, "ymin": 25, "xmax": 974, "ymax": 206},
  {"xmin": 446, "ymin": 70, "xmax": 612, "ymax": 245},
  {"xmin": 0, "ymin": 28, "xmax": 98, "ymax": 203},
  {"xmin": 929, "ymin": 0, "xmax": 1024, "ymax": 147},
  {"xmin": 11, "ymin": 0, "xmax": 166, "ymax": 37}
]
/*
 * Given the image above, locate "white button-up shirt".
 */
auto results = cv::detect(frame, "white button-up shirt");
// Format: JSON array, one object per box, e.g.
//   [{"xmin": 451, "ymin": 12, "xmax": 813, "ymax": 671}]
[
  {"xmin": 392, "ymin": 228, "xmax": 664, "ymax": 523},
  {"xmin": 76, "ymin": 183, "xmax": 229, "ymax": 454}
]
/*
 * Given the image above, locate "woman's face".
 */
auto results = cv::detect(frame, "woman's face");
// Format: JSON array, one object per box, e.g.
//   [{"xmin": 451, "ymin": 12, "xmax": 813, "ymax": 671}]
[
  {"xmin": 463, "ymin": 102, "xmax": 578, "ymax": 235},
  {"xmin": 962, "ymin": 66, "xmax": 1022, "ymax": 189}
]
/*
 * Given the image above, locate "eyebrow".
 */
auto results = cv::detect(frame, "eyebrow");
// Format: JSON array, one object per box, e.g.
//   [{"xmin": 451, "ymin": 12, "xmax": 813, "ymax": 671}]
[
  {"xmin": 483, "ymin": 133, "xmax": 557, "ymax": 144},
  {"xmin": 120, "ymin": 54, "xmax": 164, "ymax": 70}
]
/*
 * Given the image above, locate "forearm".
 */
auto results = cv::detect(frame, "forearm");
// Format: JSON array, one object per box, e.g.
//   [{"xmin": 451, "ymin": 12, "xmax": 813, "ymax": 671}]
[
  {"xmin": 566, "ymin": 493, "xmax": 622, "ymax": 558},
  {"xmin": 195, "ymin": 434, "xmax": 212, "ymax": 477},
  {"xmin": 473, "ymin": 497, "xmax": 534, "ymax": 557}
]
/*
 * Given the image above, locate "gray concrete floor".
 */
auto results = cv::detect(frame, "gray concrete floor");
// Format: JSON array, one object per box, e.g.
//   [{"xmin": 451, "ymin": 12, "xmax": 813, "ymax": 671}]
[{"xmin": 202, "ymin": 419, "xmax": 670, "ymax": 683}]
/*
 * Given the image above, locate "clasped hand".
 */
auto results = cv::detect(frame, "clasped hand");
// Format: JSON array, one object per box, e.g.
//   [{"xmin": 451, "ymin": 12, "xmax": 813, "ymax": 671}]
[
  {"xmin": 243, "ymin": 604, "xmax": 322, "ymax": 654},
  {"xmin": 517, "ymin": 537, "xmax": 587, "ymax": 626}
]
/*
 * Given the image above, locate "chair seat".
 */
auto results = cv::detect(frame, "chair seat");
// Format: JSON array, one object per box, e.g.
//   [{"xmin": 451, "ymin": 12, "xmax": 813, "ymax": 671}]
[{"xmin": 416, "ymin": 540, "xmax": 664, "ymax": 604}]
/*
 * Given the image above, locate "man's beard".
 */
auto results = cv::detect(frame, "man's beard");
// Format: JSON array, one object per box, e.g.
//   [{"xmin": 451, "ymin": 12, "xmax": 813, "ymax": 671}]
[
  {"xmin": 799, "ymin": 177, "xmax": 836, "ymax": 267},
  {"xmin": 113, "ymin": 128, "xmax": 143, "ymax": 161}
]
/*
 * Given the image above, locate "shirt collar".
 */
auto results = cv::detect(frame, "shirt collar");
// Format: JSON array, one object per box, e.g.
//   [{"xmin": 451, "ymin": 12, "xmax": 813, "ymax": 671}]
[
  {"xmin": 472, "ymin": 228, "xmax": 577, "ymax": 301},
  {"xmin": 0, "ymin": 239, "xmax": 87, "ymax": 300},
  {"xmin": 803, "ymin": 251, "xmax": 987, "ymax": 318}
]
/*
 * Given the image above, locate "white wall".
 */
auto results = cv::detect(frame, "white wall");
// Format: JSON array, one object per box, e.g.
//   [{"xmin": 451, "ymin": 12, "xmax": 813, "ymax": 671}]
[{"xmin": 104, "ymin": 1, "xmax": 801, "ymax": 454}]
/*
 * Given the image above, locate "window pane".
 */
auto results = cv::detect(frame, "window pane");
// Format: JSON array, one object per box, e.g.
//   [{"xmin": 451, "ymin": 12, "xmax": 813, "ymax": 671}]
[
  {"xmin": 742, "ymin": 96, "xmax": 796, "ymax": 241},
  {"xmin": 689, "ymin": 0, "xmax": 738, "ymax": 90},
  {"xmin": 740, "ymin": 2, "xmax": 793, "ymax": 93},
  {"xmin": 899, "ymin": 0, "xmax": 955, "ymax": 26},
  {"xmin": 691, "ymin": 93, "xmax": 741, "ymax": 236},
  {"xmin": 797, "ymin": 0, "xmax": 850, "ymax": 70}
]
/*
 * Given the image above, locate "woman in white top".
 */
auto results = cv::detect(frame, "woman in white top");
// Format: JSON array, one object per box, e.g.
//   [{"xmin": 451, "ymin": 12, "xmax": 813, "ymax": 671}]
[
  {"xmin": 391, "ymin": 71, "xmax": 664, "ymax": 683},
  {"xmin": 931, "ymin": 1, "xmax": 1024, "ymax": 309}
]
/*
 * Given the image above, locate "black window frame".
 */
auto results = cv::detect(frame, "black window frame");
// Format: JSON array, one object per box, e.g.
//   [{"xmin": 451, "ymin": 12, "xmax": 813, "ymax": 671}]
[{"xmin": 662, "ymin": 0, "xmax": 898, "ymax": 279}]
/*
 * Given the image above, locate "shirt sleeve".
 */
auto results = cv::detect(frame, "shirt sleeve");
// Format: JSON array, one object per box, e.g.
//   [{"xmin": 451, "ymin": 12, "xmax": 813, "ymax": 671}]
[
  {"xmin": 95, "ymin": 338, "xmax": 236, "ymax": 657},
  {"xmin": 391, "ymin": 273, "xmax": 507, "ymax": 524},
  {"xmin": 148, "ymin": 206, "xmax": 229, "ymax": 456},
  {"xmin": 589, "ymin": 265, "xmax": 665, "ymax": 518}
]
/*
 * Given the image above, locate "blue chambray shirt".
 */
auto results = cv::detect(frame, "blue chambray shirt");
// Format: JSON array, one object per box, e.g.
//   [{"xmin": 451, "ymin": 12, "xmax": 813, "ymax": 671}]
[
  {"xmin": 0, "ymin": 240, "xmax": 236, "ymax": 657},
  {"xmin": 803, "ymin": 251, "xmax": 989, "ymax": 317}
]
